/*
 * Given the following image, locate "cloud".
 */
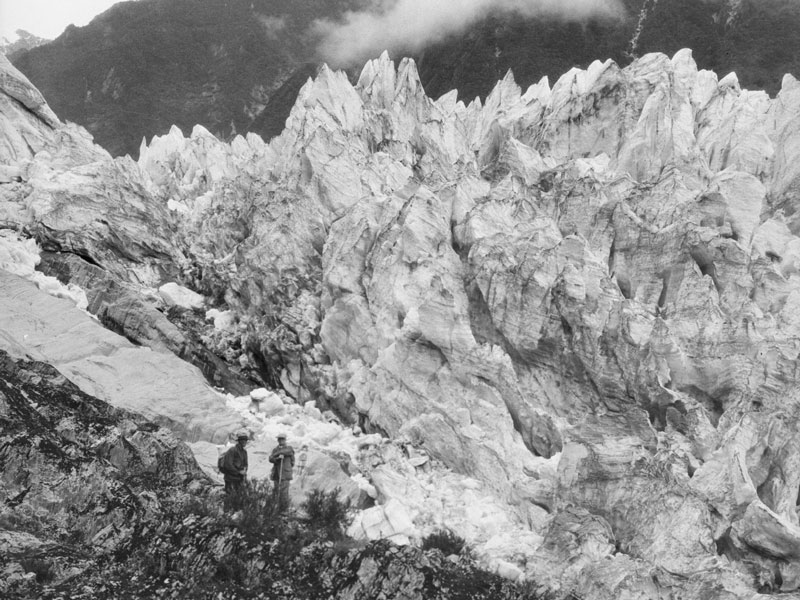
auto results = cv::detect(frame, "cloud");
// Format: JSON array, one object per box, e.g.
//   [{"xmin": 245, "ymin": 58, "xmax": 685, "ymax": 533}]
[
  {"xmin": 257, "ymin": 15, "xmax": 288, "ymax": 40},
  {"xmin": 312, "ymin": 0, "xmax": 625, "ymax": 67}
]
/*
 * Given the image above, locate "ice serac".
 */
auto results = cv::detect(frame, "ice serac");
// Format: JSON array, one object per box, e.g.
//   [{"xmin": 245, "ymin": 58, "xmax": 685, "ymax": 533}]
[
  {"xmin": 0, "ymin": 53, "xmax": 59, "ymax": 165},
  {"xmin": 0, "ymin": 52, "xmax": 181, "ymax": 285},
  {"xmin": 270, "ymin": 50, "xmax": 800, "ymax": 596},
  {"xmin": 5, "ymin": 44, "xmax": 800, "ymax": 597}
]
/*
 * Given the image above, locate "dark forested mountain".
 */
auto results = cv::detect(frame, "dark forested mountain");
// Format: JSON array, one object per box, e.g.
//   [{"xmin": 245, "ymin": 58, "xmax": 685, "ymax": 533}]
[
  {"xmin": 416, "ymin": 0, "xmax": 800, "ymax": 103},
  {"xmin": 10, "ymin": 0, "xmax": 800, "ymax": 157},
  {"xmin": 9, "ymin": 0, "xmax": 356, "ymax": 156}
]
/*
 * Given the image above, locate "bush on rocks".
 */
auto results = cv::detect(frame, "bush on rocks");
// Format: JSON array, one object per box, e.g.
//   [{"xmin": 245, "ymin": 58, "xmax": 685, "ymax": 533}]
[
  {"xmin": 421, "ymin": 528, "xmax": 467, "ymax": 556},
  {"xmin": 301, "ymin": 487, "xmax": 352, "ymax": 539}
]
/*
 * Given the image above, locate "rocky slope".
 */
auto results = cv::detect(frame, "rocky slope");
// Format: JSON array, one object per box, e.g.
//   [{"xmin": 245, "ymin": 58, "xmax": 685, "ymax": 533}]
[
  {"xmin": 0, "ymin": 348, "xmax": 208, "ymax": 596},
  {"xmin": 5, "ymin": 31, "xmax": 800, "ymax": 598},
  {"xmin": 2, "ymin": 347, "xmax": 530, "ymax": 600},
  {"xmin": 10, "ymin": 0, "xmax": 800, "ymax": 158}
]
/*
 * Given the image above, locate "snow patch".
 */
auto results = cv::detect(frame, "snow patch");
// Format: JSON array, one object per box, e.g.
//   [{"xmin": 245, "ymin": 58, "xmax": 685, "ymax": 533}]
[
  {"xmin": 206, "ymin": 308, "xmax": 234, "ymax": 331},
  {"xmin": 0, "ymin": 230, "xmax": 88, "ymax": 310}
]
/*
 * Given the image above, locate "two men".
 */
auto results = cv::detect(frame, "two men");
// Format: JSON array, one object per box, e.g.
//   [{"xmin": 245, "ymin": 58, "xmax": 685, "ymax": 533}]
[
  {"xmin": 269, "ymin": 433, "xmax": 295, "ymax": 509},
  {"xmin": 220, "ymin": 431, "xmax": 295, "ymax": 510}
]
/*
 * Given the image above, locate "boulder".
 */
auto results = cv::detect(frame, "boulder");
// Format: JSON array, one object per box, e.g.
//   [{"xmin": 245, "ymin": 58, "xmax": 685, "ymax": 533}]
[
  {"xmin": 349, "ymin": 498, "xmax": 417, "ymax": 544},
  {"xmin": 292, "ymin": 449, "xmax": 370, "ymax": 508},
  {"xmin": 158, "ymin": 282, "xmax": 205, "ymax": 310}
]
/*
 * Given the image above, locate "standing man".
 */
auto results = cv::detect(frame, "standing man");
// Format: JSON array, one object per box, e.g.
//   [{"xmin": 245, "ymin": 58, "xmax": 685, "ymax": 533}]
[
  {"xmin": 221, "ymin": 431, "xmax": 249, "ymax": 495},
  {"xmin": 269, "ymin": 433, "xmax": 295, "ymax": 510}
]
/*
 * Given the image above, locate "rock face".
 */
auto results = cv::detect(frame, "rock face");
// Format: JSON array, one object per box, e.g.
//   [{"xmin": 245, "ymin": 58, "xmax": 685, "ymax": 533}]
[
  {"xmin": 0, "ymin": 349, "xmax": 208, "ymax": 594},
  {"xmin": 5, "ymin": 30, "xmax": 800, "ymax": 597}
]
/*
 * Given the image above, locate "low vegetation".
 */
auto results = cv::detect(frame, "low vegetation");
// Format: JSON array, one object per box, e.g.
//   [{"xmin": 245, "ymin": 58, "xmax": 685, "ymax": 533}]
[
  {"xmin": 16, "ymin": 481, "xmax": 556, "ymax": 599},
  {"xmin": 301, "ymin": 487, "xmax": 352, "ymax": 539},
  {"xmin": 421, "ymin": 528, "xmax": 467, "ymax": 556}
]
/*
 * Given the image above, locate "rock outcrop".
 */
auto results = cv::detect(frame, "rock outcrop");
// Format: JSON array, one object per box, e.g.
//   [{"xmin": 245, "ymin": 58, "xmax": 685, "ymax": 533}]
[{"xmin": 0, "ymin": 348, "xmax": 208, "ymax": 595}]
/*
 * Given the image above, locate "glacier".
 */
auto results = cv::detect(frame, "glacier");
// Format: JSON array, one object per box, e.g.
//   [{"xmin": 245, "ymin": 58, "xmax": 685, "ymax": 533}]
[{"xmin": 3, "ymin": 45, "xmax": 800, "ymax": 596}]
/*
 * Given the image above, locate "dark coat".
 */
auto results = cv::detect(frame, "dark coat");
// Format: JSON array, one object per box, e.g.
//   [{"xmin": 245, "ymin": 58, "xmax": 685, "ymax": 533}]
[
  {"xmin": 221, "ymin": 444, "xmax": 248, "ymax": 481},
  {"xmin": 269, "ymin": 445, "xmax": 295, "ymax": 481}
]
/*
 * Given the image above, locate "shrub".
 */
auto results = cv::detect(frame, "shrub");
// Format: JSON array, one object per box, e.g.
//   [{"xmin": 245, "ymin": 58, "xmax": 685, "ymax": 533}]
[
  {"xmin": 225, "ymin": 479, "xmax": 282, "ymax": 542},
  {"xmin": 421, "ymin": 528, "xmax": 466, "ymax": 556},
  {"xmin": 301, "ymin": 487, "xmax": 352, "ymax": 539}
]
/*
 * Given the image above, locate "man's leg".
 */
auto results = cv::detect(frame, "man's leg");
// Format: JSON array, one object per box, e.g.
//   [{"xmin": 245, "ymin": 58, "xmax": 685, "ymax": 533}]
[
  {"xmin": 224, "ymin": 477, "xmax": 244, "ymax": 511},
  {"xmin": 279, "ymin": 480, "xmax": 290, "ymax": 510},
  {"xmin": 223, "ymin": 477, "xmax": 234, "ymax": 510},
  {"xmin": 271, "ymin": 479, "xmax": 281, "ymax": 509}
]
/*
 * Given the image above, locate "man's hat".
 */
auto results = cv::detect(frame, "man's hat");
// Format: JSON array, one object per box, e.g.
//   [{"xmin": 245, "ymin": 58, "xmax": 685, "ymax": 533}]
[
  {"xmin": 237, "ymin": 431, "xmax": 249, "ymax": 440},
  {"xmin": 277, "ymin": 433, "xmax": 287, "ymax": 440}
]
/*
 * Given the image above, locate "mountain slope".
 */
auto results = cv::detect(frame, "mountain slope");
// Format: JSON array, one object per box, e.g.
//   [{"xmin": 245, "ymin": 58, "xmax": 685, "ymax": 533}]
[
  {"xmin": 0, "ymin": 348, "xmax": 208, "ymax": 596},
  {"xmin": 9, "ymin": 0, "xmax": 356, "ymax": 156}
]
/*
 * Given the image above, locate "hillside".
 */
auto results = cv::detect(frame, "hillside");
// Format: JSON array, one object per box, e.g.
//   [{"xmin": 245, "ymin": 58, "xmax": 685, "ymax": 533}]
[
  {"xmin": 417, "ymin": 0, "xmax": 800, "ymax": 102},
  {"xmin": 9, "ymin": 0, "xmax": 357, "ymax": 156}
]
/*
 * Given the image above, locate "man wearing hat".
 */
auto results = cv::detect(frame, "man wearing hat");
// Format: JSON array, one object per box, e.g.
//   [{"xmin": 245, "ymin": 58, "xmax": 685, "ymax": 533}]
[
  {"xmin": 221, "ymin": 431, "xmax": 249, "ymax": 494},
  {"xmin": 269, "ymin": 433, "xmax": 295, "ymax": 510}
]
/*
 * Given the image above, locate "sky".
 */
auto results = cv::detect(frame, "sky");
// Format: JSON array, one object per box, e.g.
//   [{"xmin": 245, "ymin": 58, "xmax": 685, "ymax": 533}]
[{"xmin": 0, "ymin": 0, "xmax": 132, "ymax": 41}]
